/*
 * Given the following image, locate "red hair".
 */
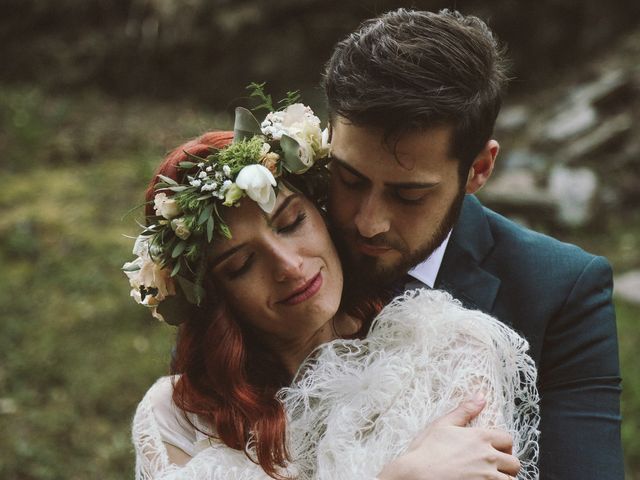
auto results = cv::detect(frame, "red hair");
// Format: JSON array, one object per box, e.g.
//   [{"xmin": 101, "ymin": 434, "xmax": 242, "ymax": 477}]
[
  {"xmin": 145, "ymin": 130, "xmax": 290, "ymax": 477},
  {"xmin": 144, "ymin": 131, "xmax": 382, "ymax": 478}
]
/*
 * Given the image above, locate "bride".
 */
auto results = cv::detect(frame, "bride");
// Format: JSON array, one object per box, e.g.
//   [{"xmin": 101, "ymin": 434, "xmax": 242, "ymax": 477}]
[{"xmin": 124, "ymin": 99, "xmax": 539, "ymax": 480}]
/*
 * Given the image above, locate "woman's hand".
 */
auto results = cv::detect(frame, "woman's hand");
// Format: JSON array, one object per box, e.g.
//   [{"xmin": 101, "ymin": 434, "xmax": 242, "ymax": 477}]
[{"xmin": 376, "ymin": 394, "xmax": 519, "ymax": 480}]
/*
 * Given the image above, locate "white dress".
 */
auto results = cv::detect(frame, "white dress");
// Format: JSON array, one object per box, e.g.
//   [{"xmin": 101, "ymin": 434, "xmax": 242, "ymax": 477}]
[{"xmin": 132, "ymin": 289, "xmax": 540, "ymax": 480}]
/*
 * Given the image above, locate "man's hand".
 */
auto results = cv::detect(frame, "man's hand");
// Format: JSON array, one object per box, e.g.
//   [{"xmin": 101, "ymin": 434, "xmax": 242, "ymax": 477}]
[{"xmin": 377, "ymin": 394, "xmax": 519, "ymax": 480}]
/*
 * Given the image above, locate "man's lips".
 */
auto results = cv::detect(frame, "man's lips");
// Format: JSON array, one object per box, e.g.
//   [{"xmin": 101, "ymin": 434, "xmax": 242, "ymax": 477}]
[
  {"xmin": 277, "ymin": 272, "xmax": 323, "ymax": 306},
  {"xmin": 356, "ymin": 240, "xmax": 393, "ymax": 257}
]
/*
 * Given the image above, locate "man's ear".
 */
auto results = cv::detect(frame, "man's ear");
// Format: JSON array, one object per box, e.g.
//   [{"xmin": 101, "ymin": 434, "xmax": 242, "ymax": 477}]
[{"xmin": 465, "ymin": 140, "xmax": 499, "ymax": 194}]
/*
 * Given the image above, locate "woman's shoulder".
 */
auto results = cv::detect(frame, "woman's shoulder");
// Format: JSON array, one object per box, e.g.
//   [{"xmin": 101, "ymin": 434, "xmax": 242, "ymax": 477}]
[{"xmin": 134, "ymin": 375, "xmax": 205, "ymax": 457}]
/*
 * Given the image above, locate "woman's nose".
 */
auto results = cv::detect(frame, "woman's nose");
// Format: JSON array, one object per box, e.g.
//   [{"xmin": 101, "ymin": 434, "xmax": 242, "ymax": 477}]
[{"xmin": 271, "ymin": 244, "xmax": 304, "ymax": 282}]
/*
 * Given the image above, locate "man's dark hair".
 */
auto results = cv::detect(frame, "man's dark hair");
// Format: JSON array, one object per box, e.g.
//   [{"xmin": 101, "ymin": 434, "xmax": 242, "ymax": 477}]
[{"xmin": 323, "ymin": 9, "xmax": 508, "ymax": 177}]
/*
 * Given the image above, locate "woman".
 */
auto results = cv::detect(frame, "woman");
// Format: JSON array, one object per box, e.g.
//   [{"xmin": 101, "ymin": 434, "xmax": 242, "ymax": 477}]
[{"xmin": 126, "ymin": 102, "xmax": 539, "ymax": 480}]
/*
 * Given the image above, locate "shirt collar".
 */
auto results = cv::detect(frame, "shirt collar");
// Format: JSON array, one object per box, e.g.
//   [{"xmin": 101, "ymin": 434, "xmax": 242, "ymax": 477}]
[{"xmin": 407, "ymin": 230, "xmax": 452, "ymax": 288}]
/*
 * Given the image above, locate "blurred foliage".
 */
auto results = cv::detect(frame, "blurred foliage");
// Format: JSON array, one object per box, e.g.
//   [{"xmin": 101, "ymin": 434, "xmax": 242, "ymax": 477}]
[
  {"xmin": 1, "ymin": 0, "xmax": 640, "ymax": 108},
  {"xmin": 1, "ymin": 82, "xmax": 639, "ymax": 479}
]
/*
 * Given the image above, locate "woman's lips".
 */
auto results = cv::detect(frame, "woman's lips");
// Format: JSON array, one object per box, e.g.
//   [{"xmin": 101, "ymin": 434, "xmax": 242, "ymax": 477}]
[{"xmin": 278, "ymin": 272, "xmax": 323, "ymax": 306}]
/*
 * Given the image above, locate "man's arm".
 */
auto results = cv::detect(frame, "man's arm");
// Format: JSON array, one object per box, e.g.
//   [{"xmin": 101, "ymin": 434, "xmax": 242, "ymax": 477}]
[{"xmin": 538, "ymin": 255, "xmax": 623, "ymax": 479}]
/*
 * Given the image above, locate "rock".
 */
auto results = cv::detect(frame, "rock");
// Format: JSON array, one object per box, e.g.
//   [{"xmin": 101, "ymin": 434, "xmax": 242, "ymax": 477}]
[
  {"xmin": 614, "ymin": 270, "xmax": 640, "ymax": 305},
  {"xmin": 548, "ymin": 165, "xmax": 598, "ymax": 227},
  {"xmin": 570, "ymin": 70, "xmax": 636, "ymax": 113},
  {"xmin": 563, "ymin": 112, "xmax": 633, "ymax": 163},
  {"xmin": 501, "ymin": 149, "xmax": 548, "ymax": 173},
  {"xmin": 541, "ymin": 102, "xmax": 598, "ymax": 142},
  {"xmin": 480, "ymin": 169, "xmax": 556, "ymax": 222},
  {"xmin": 496, "ymin": 104, "xmax": 529, "ymax": 132}
]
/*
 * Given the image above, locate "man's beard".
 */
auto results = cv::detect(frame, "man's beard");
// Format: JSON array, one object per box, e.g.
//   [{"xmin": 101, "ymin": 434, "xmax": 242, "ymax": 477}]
[{"xmin": 331, "ymin": 190, "xmax": 465, "ymax": 301}]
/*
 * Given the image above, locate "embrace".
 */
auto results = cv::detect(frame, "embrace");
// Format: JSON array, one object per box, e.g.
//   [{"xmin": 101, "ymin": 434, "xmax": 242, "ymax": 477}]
[{"xmin": 124, "ymin": 9, "xmax": 623, "ymax": 480}]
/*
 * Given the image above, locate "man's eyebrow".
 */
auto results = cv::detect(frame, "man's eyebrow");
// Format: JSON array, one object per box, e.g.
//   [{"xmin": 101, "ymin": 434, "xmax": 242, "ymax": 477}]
[
  {"xmin": 331, "ymin": 157, "xmax": 369, "ymax": 181},
  {"xmin": 332, "ymin": 157, "xmax": 439, "ymax": 189}
]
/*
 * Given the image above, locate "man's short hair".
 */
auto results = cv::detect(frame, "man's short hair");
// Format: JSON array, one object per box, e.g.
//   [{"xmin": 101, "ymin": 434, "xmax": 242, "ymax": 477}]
[{"xmin": 323, "ymin": 9, "xmax": 508, "ymax": 177}]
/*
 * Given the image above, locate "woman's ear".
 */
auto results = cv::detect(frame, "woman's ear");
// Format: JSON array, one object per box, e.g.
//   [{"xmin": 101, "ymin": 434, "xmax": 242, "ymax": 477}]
[{"xmin": 465, "ymin": 140, "xmax": 499, "ymax": 194}]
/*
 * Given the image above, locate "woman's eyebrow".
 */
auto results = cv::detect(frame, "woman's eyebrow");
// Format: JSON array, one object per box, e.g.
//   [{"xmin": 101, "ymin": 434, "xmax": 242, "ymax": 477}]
[
  {"xmin": 269, "ymin": 193, "xmax": 299, "ymax": 223},
  {"xmin": 210, "ymin": 243, "xmax": 246, "ymax": 267}
]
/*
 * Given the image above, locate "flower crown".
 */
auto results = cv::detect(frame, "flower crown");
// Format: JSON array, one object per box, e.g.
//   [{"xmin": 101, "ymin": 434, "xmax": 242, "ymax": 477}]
[{"xmin": 123, "ymin": 89, "xmax": 330, "ymax": 325}]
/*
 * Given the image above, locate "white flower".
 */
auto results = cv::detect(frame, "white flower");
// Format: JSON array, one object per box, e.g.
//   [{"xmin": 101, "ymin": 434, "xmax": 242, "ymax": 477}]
[
  {"xmin": 260, "ymin": 142, "xmax": 271, "ymax": 156},
  {"xmin": 222, "ymin": 165, "xmax": 231, "ymax": 177},
  {"xmin": 190, "ymin": 179, "xmax": 202, "ymax": 188},
  {"xmin": 198, "ymin": 171, "xmax": 208, "ymax": 179},
  {"xmin": 206, "ymin": 166, "xmax": 213, "ymax": 172},
  {"xmin": 171, "ymin": 217, "xmax": 191, "ymax": 240},
  {"xmin": 153, "ymin": 193, "xmax": 181, "ymax": 219},
  {"xmin": 295, "ymin": 140, "xmax": 315, "ymax": 167},
  {"xmin": 235, "ymin": 164, "xmax": 277, "ymax": 213},
  {"xmin": 123, "ymin": 236, "xmax": 176, "ymax": 316}
]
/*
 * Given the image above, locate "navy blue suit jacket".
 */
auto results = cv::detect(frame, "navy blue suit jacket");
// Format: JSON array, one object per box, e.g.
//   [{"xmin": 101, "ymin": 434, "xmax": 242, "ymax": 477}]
[{"xmin": 434, "ymin": 195, "xmax": 623, "ymax": 479}]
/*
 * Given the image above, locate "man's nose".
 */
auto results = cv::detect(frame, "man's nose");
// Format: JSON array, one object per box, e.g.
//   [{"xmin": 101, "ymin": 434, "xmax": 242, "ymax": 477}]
[{"xmin": 354, "ymin": 192, "xmax": 391, "ymax": 238}]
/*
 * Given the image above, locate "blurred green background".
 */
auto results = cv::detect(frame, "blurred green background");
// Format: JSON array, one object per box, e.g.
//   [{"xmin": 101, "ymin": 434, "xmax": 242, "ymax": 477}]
[{"xmin": 1, "ymin": 1, "xmax": 639, "ymax": 478}]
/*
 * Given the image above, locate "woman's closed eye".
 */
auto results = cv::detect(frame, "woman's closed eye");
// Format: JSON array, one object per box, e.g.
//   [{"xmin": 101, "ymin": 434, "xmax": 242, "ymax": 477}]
[
  {"xmin": 276, "ymin": 211, "xmax": 307, "ymax": 234},
  {"xmin": 226, "ymin": 252, "xmax": 255, "ymax": 280}
]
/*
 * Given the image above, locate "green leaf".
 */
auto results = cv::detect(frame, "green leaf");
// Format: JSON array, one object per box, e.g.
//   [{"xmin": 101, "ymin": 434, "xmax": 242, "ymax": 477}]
[
  {"xmin": 219, "ymin": 222, "xmax": 232, "ymax": 239},
  {"xmin": 280, "ymin": 134, "xmax": 309, "ymax": 173},
  {"xmin": 184, "ymin": 151, "xmax": 206, "ymax": 164},
  {"xmin": 198, "ymin": 204, "xmax": 214, "ymax": 225},
  {"xmin": 178, "ymin": 161, "xmax": 197, "ymax": 169},
  {"xmin": 176, "ymin": 276, "xmax": 206, "ymax": 306},
  {"xmin": 170, "ymin": 260, "xmax": 181, "ymax": 277},
  {"xmin": 156, "ymin": 174, "xmax": 178, "ymax": 186},
  {"xmin": 172, "ymin": 241, "xmax": 187, "ymax": 258},
  {"xmin": 206, "ymin": 215, "xmax": 214, "ymax": 242},
  {"xmin": 233, "ymin": 107, "xmax": 262, "ymax": 143},
  {"xmin": 167, "ymin": 186, "xmax": 189, "ymax": 192}
]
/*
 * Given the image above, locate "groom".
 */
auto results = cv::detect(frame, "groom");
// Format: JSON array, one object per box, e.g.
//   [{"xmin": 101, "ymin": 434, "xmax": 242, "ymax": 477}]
[{"xmin": 324, "ymin": 8, "xmax": 623, "ymax": 479}]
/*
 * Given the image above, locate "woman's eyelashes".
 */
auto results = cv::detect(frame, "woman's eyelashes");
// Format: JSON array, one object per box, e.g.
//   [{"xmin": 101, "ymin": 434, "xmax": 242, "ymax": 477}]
[
  {"xmin": 276, "ymin": 211, "xmax": 308, "ymax": 234},
  {"xmin": 226, "ymin": 253, "xmax": 255, "ymax": 280},
  {"xmin": 225, "ymin": 211, "xmax": 308, "ymax": 280}
]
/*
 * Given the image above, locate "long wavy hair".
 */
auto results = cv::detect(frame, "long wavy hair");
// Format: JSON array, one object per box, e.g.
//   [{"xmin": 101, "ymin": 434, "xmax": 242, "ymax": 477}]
[{"xmin": 144, "ymin": 130, "xmax": 381, "ymax": 478}]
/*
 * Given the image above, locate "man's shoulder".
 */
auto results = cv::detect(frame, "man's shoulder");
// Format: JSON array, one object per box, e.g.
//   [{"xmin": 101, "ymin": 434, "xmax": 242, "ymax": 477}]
[{"xmin": 479, "ymin": 201, "xmax": 602, "ymax": 268}]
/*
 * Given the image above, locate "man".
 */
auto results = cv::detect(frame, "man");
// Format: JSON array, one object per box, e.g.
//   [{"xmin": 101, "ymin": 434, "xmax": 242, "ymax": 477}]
[{"xmin": 324, "ymin": 9, "xmax": 623, "ymax": 480}]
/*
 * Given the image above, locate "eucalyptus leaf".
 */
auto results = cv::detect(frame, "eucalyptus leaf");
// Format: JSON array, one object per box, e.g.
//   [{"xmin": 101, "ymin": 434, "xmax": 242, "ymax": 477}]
[
  {"xmin": 178, "ymin": 161, "xmax": 197, "ymax": 169},
  {"xmin": 172, "ymin": 241, "xmax": 187, "ymax": 258},
  {"xmin": 156, "ymin": 174, "xmax": 178, "ymax": 186},
  {"xmin": 184, "ymin": 151, "xmax": 207, "ymax": 164},
  {"xmin": 167, "ymin": 186, "xmax": 189, "ymax": 192},
  {"xmin": 280, "ymin": 134, "xmax": 309, "ymax": 174},
  {"xmin": 233, "ymin": 107, "xmax": 262, "ymax": 143},
  {"xmin": 206, "ymin": 215, "xmax": 214, "ymax": 242},
  {"xmin": 170, "ymin": 260, "xmax": 181, "ymax": 277},
  {"xmin": 198, "ymin": 204, "xmax": 214, "ymax": 225},
  {"xmin": 176, "ymin": 276, "xmax": 206, "ymax": 306}
]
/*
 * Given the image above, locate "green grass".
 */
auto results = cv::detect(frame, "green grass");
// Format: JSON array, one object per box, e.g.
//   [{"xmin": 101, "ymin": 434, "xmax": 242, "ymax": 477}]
[{"xmin": 0, "ymin": 84, "xmax": 638, "ymax": 479}]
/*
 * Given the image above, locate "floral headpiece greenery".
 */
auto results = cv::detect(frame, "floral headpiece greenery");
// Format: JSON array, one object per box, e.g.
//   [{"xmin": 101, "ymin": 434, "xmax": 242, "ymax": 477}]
[{"xmin": 123, "ymin": 85, "xmax": 331, "ymax": 324}]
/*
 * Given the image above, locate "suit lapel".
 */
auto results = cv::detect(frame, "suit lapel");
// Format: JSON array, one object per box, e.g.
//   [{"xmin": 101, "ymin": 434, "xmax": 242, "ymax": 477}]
[{"xmin": 435, "ymin": 195, "xmax": 501, "ymax": 314}]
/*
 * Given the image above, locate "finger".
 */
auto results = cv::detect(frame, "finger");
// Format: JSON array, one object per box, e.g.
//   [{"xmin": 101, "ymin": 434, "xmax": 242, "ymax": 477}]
[
  {"xmin": 496, "ymin": 451, "xmax": 521, "ymax": 477},
  {"xmin": 482, "ymin": 428, "xmax": 514, "ymax": 454},
  {"xmin": 436, "ymin": 393, "xmax": 486, "ymax": 427}
]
